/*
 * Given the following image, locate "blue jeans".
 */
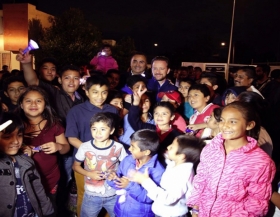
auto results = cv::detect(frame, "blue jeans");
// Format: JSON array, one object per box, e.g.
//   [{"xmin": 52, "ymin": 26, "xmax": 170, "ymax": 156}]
[{"xmin": 81, "ymin": 193, "xmax": 116, "ymax": 217}]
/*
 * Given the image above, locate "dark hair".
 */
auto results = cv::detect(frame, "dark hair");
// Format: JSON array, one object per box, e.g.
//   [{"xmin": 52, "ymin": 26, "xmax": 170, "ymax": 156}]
[
  {"xmin": 194, "ymin": 67, "xmax": 202, "ymax": 72},
  {"xmin": 176, "ymin": 135, "xmax": 205, "ymax": 170},
  {"xmin": 154, "ymin": 101, "xmax": 175, "ymax": 117},
  {"xmin": 3, "ymin": 75, "xmax": 27, "ymax": 92},
  {"xmin": 130, "ymin": 51, "xmax": 147, "ymax": 61},
  {"xmin": 130, "ymin": 129, "xmax": 159, "ymax": 156},
  {"xmin": 126, "ymin": 75, "xmax": 147, "ymax": 88},
  {"xmin": 201, "ymin": 72, "xmax": 218, "ymax": 85},
  {"xmin": 179, "ymin": 78, "xmax": 194, "ymax": 86},
  {"xmin": 271, "ymin": 69, "xmax": 280, "ymax": 79},
  {"xmin": 223, "ymin": 101, "xmax": 260, "ymax": 140},
  {"xmin": 188, "ymin": 83, "xmax": 211, "ymax": 98},
  {"xmin": 151, "ymin": 56, "xmax": 170, "ymax": 68},
  {"xmin": 238, "ymin": 66, "xmax": 256, "ymax": 79},
  {"xmin": 106, "ymin": 69, "xmax": 120, "ymax": 77},
  {"xmin": 16, "ymin": 86, "xmax": 59, "ymax": 129},
  {"xmin": 90, "ymin": 112, "xmax": 115, "ymax": 130},
  {"xmin": 101, "ymin": 44, "xmax": 112, "ymax": 50},
  {"xmin": 0, "ymin": 112, "xmax": 24, "ymax": 135},
  {"xmin": 84, "ymin": 75, "xmax": 109, "ymax": 91},
  {"xmin": 236, "ymin": 91, "xmax": 267, "ymax": 125},
  {"xmin": 257, "ymin": 64, "xmax": 270, "ymax": 75},
  {"xmin": 58, "ymin": 65, "xmax": 81, "ymax": 77},
  {"xmin": 38, "ymin": 57, "xmax": 58, "ymax": 70},
  {"xmin": 221, "ymin": 86, "xmax": 247, "ymax": 104},
  {"xmin": 213, "ymin": 107, "xmax": 222, "ymax": 122},
  {"xmin": 106, "ymin": 90, "xmax": 123, "ymax": 104}
]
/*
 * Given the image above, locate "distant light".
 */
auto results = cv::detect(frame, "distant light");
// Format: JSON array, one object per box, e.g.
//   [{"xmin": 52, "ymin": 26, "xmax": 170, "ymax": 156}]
[
  {"xmin": 221, "ymin": 42, "xmax": 226, "ymax": 46},
  {"xmin": 154, "ymin": 43, "xmax": 158, "ymax": 47}
]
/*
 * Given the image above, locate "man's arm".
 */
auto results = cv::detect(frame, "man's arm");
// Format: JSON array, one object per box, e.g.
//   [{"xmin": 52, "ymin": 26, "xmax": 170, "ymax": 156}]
[
  {"xmin": 16, "ymin": 50, "xmax": 39, "ymax": 85},
  {"xmin": 68, "ymin": 137, "xmax": 83, "ymax": 149}
]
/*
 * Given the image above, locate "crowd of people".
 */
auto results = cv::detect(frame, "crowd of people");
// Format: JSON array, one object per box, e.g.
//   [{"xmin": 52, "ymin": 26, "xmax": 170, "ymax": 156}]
[{"xmin": 0, "ymin": 44, "xmax": 280, "ymax": 217}]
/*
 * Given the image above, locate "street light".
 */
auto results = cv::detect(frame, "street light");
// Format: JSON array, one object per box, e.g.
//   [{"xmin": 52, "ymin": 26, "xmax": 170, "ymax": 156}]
[
  {"xmin": 221, "ymin": 42, "xmax": 226, "ymax": 46},
  {"xmin": 154, "ymin": 43, "xmax": 158, "ymax": 47},
  {"xmin": 227, "ymin": 0, "xmax": 236, "ymax": 65}
]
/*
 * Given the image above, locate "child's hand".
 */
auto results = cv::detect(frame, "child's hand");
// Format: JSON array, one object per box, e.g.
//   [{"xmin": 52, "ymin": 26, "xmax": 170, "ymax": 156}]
[
  {"xmin": 187, "ymin": 123, "xmax": 205, "ymax": 131},
  {"xmin": 106, "ymin": 171, "xmax": 118, "ymax": 181},
  {"xmin": 129, "ymin": 168, "xmax": 150, "ymax": 184},
  {"xmin": 87, "ymin": 170, "xmax": 105, "ymax": 181},
  {"xmin": 132, "ymin": 84, "xmax": 147, "ymax": 106},
  {"xmin": 41, "ymin": 142, "xmax": 61, "ymax": 154},
  {"xmin": 114, "ymin": 176, "xmax": 130, "ymax": 189},
  {"xmin": 124, "ymin": 94, "xmax": 132, "ymax": 104},
  {"xmin": 21, "ymin": 145, "xmax": 34, "ymax": 157},
  {"xmin": 15, "ymin": 49, "xmax": 32, "ymax": 64}
]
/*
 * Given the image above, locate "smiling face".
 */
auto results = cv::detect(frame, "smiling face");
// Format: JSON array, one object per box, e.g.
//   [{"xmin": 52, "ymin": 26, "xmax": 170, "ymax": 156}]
[
  {"xmin": 140, "ymin": 94, "xmax": 151, "ymax": 113},
  {"xmin": 234, "ymin": 70, "xmax": 253, "ymax": 87},
  {"xmin": 188, "ymin": 89, "xmax": 210, "ymax": 112},
  {"xmin": 130, "ymin": 55, "xmax": 147, "ymax": 75},
  {"xmin": 219, "ymin": 107, "xmax": 254, "ymax": 141},
  {"xmin": 40, "ymin": 62, "xmax": 57, "ymax": 82},
  {"xmin": 90, "ymin": 121, "xmax": 114, "ymax": 143},
  {"xmin": 86, "ymin": 85, "xmax": 109, "ymax": 108},
  {"xmin": 20, "ymin": 91, "xmax": 45, "ymax": 119},
  {"xmin": 152, "ymin": 60, "xmax": 170, "ymax": 82},
  {"xmin": 0, "ymin": 128, "xmax": 23, "ymax": 156},
  {"xmin": 59, "ymin": 70, "xmax": 80, "ymax": 95},
  {"xmin": 153, "ymin": 106, "xmax": 174, "ymax": 127},
  {"xmin": 4, "ymin": 81, "xmax": 26, "ymax": 105},
  {"xmin": 178, "ymin": 81, "xmax": 191, "ymax": 98}
]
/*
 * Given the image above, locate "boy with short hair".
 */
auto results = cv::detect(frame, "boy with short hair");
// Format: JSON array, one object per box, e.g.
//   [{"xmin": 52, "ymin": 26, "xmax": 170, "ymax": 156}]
[
  {"xmin": 107, "ymin": 129, "xmax": 165, "ymax": 217},
  {"xmin": 2, "ymin": 76, "xmax": 27, "ymax": 111},
  {"xmin": 66, "ymin": 75, "xmax": 119, "ymax": 216},
  {"xmin": 73, "ymin": 112, "xmax": 127, "ymax": 217}
]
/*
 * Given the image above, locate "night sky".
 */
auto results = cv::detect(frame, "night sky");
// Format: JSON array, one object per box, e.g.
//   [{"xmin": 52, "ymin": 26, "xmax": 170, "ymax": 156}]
[{"xmin": 1, "ymin": 0, "xmax": 280, "ymax": 64}]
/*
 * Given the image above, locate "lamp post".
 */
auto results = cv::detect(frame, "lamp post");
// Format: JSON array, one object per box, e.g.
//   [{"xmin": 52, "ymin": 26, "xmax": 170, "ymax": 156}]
[{"xmin": 227, "ymin": 0, "xmax": 236, "ymax": 66}]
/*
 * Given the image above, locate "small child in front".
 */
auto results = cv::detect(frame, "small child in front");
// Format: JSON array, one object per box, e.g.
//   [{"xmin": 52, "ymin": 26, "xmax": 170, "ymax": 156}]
[
  {"xmin": 0, "ymin": 112, "xmax": 54, "ymax": 217},
  {"xmin": 73, "ymin": 112, "xmax": 127, "ymax": 217},
  {"xmin": 131, "ymin": 135, "xmax": 205, "ymax": 217},
  {"xmin": 107, "ymin": 129, "xmax": 165, "ymax": 217}
]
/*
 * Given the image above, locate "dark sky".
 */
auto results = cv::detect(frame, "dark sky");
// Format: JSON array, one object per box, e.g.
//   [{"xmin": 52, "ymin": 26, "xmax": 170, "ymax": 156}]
[{"xmin": 1, "ymin": 0, "xmax": 280, "ymax": 64}]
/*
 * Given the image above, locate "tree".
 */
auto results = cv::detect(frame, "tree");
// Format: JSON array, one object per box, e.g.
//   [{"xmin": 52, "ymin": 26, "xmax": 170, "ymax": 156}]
[{"xmin": 34, "ymin": 8, "xmax": 102, "ymax": 68}]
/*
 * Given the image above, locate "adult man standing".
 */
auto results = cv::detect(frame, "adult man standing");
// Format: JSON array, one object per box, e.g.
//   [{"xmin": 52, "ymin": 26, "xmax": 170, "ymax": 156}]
[
  {"xmin": 234, "ymin": 66, "xmax": 263, "ymax": 97},
  {"xmin": 119, "ymin": 52, "xmax": 152, "ymax": 87},
  {"xmin": 255, "ymin": 64, "xmax": 271, "ymax": 92},
  {"xmin": 147, "ymin": 56, "xmax": 177, "ymax": 100}
]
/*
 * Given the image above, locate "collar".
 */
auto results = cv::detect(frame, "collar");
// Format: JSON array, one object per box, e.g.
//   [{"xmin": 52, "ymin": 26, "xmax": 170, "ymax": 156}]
[{"xmin": 131, "ymin": 70, "xmax": 146, "ymax": 77}]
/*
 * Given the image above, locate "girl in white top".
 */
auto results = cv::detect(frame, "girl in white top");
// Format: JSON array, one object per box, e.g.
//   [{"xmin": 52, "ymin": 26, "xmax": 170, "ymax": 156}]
[{"xmin": 130, "ymin": 135, "xmax": 205, "ymax": 217}]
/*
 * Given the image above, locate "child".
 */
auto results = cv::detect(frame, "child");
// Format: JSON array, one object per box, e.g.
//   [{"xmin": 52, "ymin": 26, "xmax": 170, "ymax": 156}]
[
  {"xmin": 201, "ymin": 107, "xmax": 222, "ymax": 142},
  {"xmin": 221, "ymin": 86, "xmax": 247, "ymax": 105},
  {"xmin": 106, "ymin": 89, "xmax": 124, "ymax": 119},
  {"xmin": 90, "ymin": 44, "xmax": 118, "ymax": 74},
  {"xmin": 73, "ymin": 112, "xmax": 127, "ymax": 217},
  {"xmin": 119, "ymin": 93, "xmax": 154, "ymax": 148},
  {"xmin": 187, "ymin": 101, "xmax": 276, "ymax": 217},
  {"xmin": 128, "ymin": 86, "xmax": 183, "ymax": 167},
  {"xmin": 157, "ymin": 90, "xmax": 187, "ymax": 133},
  {"xmin": 107, "ymin": 129, "xmax": 165, "ymax": 217},
  {"xmin": 187, "ymin": 84, "xmax": 220, "ymax": 138},
  {"xmin": 130, "ymin": 135, "xmax": 204, "ymax": 217},
  {"xmin": 178, "ymin": 78, "xmax": 194, "ymax": 120},
  {"xmin": 17, "ymin": 86, "xmax": 70, "ymax": 212},
  {"xmin": 65, "ymin": 74, "xmax": 119, "ymax": 216},
  {"xmin": 2, "ymin": 75, "xmax": 27, "ymax": 111},
  {"xmin": 0, "ymin": 112, "xmax": 54, "ymax": 217}
]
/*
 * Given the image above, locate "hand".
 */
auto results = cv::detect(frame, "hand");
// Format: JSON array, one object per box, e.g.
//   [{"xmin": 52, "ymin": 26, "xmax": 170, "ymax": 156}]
[
  {"xmin": 129, "ymin": 168, "xmax": 149, "ymax": 184},
  {"xmin": 187, "ymin": 123, "xmax": 205, "ymax": 131},
  {"xmin": 106, "ymin": 171, "xmax": 118, "ymax": 181},
  {"xmin": 21, "ymin": 145, "xmax": 33, "ymax": 157},
  {"xmin": 40, "ymin": 142, "xmax": 61, "ymax": 154},
  {"xmin": 1, "ymin": 103, "xmax": 8, "ymax": 112},
  {"xmin": 124, "ymin": 94, "xmax": 132, "ymax": 104},
  {"xmin": 87, "ymin": 170, "xmax": 105, "ymax": 180},
  {"xmin": 15, "ymin": 49, "xmax": 32, "ymax": 64},
  {"xmin": 132, "ymin": 84, "xmax": 147, "ymax": 106},
  {"xmin": 114, "ymin": 176, "xmax": 130, "ymax": 189}
]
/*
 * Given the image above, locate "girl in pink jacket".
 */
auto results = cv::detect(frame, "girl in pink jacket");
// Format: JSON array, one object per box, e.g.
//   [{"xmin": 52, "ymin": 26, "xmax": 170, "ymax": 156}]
[{"xmin": 188, "ymin": 101, "xmax": 276, "ymax": 217}]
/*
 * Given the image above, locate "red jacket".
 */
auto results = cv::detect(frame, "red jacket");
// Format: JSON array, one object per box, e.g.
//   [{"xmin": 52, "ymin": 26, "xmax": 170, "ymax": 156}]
[{"xmin": 90, "ymin": 55, "xmax": 118, "ymax": 73}]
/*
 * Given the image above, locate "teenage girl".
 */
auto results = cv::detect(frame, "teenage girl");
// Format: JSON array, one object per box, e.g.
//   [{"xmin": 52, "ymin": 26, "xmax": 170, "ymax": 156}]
[
  {"xmin": 128, "ymin": 85, "xmax": 183, "ymax": 167},
  {"xmin": 178, "ymin": 78, "xmax": 194, "ymax": 120},
  {"xmin": 17, "ymin": 86, "xmax": 70, "ymax": 209},
  {"xmin": 187, "ymin": 101, "xmax": 276, "ymax": 217}
]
